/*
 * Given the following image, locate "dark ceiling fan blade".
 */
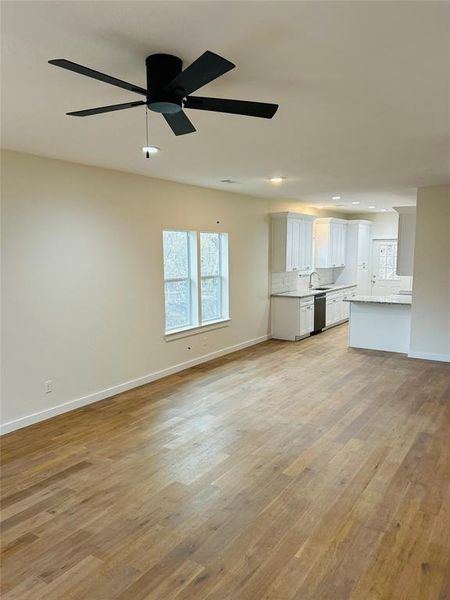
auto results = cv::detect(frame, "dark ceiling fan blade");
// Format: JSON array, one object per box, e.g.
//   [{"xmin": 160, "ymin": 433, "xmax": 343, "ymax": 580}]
[
  {"xmin": 162, "ymin": 111, "xmax": 196, "ymax": 136},
  {"xmin": 49, "ymin": 59, "xmax": 148, "ymax": 96},
  {"xmin": 164, "ymin": 51, "xmax": 235, "ymax": 96},
  {"xmin": 66, "ymin": 101, "xmax": 146, "ymax": 117},
  {"xmin": 185, "ymin": 96, "xmax": 279, "ymax": 119}
]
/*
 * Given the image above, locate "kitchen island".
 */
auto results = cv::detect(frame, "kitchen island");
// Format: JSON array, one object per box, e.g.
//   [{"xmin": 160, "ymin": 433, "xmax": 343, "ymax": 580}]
[{"xmin": 344, "ymin": 294, "xmax": 412, "ymax": 353}]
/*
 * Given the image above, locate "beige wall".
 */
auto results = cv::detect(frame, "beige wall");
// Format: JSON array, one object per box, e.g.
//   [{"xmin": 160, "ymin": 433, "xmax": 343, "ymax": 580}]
[
  {"xmin": 269, "ymin": 199, "xmax": 347, "ymax": 219},
  {"xmin": 409, "ymin": 185, "xmax": 450, "ymax": 361},
  {"xmin": 1, "ymin": 150, "xmax": 271, "ymax": 430},
  {"xmin": 352, "ymin": 211, "xmax": 399, "ymax": 239}
]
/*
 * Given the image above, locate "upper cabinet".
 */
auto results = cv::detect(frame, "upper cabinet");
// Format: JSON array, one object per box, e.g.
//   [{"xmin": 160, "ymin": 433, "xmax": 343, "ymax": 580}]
[
  {"xmin": 314, "ymin": 218, "xmax": 348, "ymax": 268},
  {"xmin": 271, "ymin": 212, "xmax": 316, "ymax": 272},
  {"xmin": 394, "ymin": 206, "xmax": 416, "ymax": 276}
]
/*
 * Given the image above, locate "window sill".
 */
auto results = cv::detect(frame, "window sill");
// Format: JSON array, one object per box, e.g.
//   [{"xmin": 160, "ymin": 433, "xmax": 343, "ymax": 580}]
[{"xmin": 164, "ymin": 319, "xmax": 231, "ymax": 341}]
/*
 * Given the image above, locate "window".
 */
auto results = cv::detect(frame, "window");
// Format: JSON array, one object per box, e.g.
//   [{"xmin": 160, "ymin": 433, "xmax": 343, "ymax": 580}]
[
  {"xmin": 163, "ymin": 230, "xmax": 198, "ymax": 332},
  {"xmin": 376, "ymin": 240, "xmax": 400, "ymax": 281},
  {"xmin": 200, "ymin": 232, "xmax": 229, "ymax": 323},
  {"xmin": 163, "ymin": 230, "xmax": 229, "ymax": 334}
]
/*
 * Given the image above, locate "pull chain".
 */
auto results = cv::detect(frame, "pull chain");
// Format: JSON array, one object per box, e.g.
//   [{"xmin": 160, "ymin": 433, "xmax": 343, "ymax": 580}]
[{"xmin": 145, "ymin": 107, "xmax": 150, "ymax": 158}]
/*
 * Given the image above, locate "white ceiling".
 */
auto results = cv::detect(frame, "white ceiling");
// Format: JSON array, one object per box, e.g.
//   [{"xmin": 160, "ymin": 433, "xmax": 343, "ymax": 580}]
[{"xmin": 2, "ymin": 1, "xmax": 449, "ymax": 213}]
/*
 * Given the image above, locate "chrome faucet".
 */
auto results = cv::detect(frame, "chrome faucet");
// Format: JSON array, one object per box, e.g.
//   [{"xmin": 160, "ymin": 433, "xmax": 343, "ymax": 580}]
[{"xmin": 309, "ymin": 271, "xmax": 320, "ymax": 289}]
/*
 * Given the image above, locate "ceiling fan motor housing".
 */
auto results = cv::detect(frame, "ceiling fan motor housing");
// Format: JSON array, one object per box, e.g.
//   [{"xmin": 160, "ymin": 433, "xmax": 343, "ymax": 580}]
[{"xmin": 146, "ymin": 54, "xmax": 183, "ymax": 114}]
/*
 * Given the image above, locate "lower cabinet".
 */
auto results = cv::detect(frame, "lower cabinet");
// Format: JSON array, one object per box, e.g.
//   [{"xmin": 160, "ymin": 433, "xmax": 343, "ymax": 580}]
[
  {"xmin": 326, "ymin": 295, "xmax": 338, "ymax": 326},
  {"xmin": 299, "ymin": 298, "xmax": 314, "ymax": 337},
  {"xmin": 325, "ymin": 287, "xmax": 356, "ymax": 327},
  {"xmin": 341, "ymin": 297, "xmax": 350, "ymax": 320},
  {"xmin": 271, "ymin": 296, "xmax": 314, "ymax": 341},
  {"xmin": 271, "ymin": 287, "xmax": 356, "ymax": 340}
]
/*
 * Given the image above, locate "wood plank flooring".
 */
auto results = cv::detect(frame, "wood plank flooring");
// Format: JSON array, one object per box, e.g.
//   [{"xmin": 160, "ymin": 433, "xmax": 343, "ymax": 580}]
[{"xmin": 1, "ymin": 324, "xmax": 450, "ymax": 599}]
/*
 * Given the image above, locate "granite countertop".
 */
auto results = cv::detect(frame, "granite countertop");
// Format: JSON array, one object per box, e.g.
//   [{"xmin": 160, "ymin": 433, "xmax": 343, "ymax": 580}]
[
  {"xmin": 271, "ymin": 283, "xmax": 357, "ymax": 298},
  {"xmin": 344, "ymin": 294, "xmax": 412, "ymax": 305}
]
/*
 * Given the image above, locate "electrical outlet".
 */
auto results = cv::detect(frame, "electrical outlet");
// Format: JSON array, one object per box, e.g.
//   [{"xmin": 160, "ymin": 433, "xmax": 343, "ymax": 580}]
[{"xmin": 45, "ymin": 380, "xmax": 53, "ymax": 394}]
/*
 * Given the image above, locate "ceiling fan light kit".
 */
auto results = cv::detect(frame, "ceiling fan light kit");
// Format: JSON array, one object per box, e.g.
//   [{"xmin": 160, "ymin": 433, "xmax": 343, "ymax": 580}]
[{"xmin": 49, "ymin": 51, "xmax": 279, "ymax": 136}]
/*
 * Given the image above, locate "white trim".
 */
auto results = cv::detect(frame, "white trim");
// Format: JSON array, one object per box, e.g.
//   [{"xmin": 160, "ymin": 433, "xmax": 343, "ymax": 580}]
[
  {"xmin": 165, "ymin": 318, "xmax": 230, "ymax": 340},
  {"xmin": 407, "ymin": 351, "xmax": 450, "ymax": 363},
  {"xmin": 0, "ymin": 334, "xmax": 270, "ymax": 435}
]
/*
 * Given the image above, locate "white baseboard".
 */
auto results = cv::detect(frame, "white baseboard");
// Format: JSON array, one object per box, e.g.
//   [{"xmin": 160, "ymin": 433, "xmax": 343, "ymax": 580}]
[
  {"xmin": 408, "ymin": 351, "xmax": 450, "ymax": 363},
  {"xmin": 0, "ymin": 334, "xmax": 270, "ymax": 436}
]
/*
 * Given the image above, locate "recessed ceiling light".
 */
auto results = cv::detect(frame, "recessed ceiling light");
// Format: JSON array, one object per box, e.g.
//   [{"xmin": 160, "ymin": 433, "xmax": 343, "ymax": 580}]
[
  {"xmin": 331, "ymin": 195, "xmax": 341, "ymax": 200},
  {"xmin": 351, "ymin": 201, "xmax": 360, "ymax": 205},
  {"xmin": 369, "ymin": 205, "xmax": 376, "ymax": 209},
  {"xmin": 381, "ymin": 208, "xmax": 387, "ymax": 212},
  {"xmin": 142, "ymin": 145, "xmax": 160, "ymax": 155},
  {"xmin": 270, "ymin": 177, "xmax": 284, "ymax": 185}
]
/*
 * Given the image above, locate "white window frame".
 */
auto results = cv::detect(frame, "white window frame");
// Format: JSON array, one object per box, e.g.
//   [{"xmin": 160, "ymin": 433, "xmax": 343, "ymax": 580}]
[
  {"xmin": 163, "ymin": 230, "xmax": 229, "ymax": 339},
  {"xmin": 163, "ymin": 230, "xmax": 199, "ymax": 334},
  {"xmin": 199, "ymin": 232, "xmax": 229, "ymax": 325}
]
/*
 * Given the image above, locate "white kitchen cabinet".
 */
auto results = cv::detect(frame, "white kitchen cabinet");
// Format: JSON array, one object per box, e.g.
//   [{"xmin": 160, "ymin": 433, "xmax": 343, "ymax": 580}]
[
  {"xmin": 326, "ymin": 296, "xmax": 337, "ymax": 326},
  {"xmin": 271, "ymin": 212, "xmax": 316, "ymax": 273},
  {"xmin": 325, "ymin": 287, "xmax": 356, "ymax": 327},
  {"xmin": 314, "ymin": 218, "xmax": 348, "ymax": 268},
  {"xmin": 299, "ymin": 303, "xmax": 314, "ymax": 337},
  {"xmin": 341, "ymin": 296, "xmax": 350, "ymax": 320},
  {"xmin": 326, "ymin": 291, "xmax": 340, "ymax": 326},
  {"xmin": 334, "ymin": 220, "xmax": 372, "ymax": 292},
  {"xmin": 271, "ymin": 295, "xmax": 314, "ymax": 340},
  {"xmin": 357, "ymin": 222, "xmax": 371, "ymax": 266}
]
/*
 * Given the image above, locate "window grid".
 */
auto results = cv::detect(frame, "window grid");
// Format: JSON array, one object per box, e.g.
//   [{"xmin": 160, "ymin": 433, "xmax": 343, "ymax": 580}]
[{"xmin": 377, "ymin": 241, "xmax": 400, "ymax": 281}]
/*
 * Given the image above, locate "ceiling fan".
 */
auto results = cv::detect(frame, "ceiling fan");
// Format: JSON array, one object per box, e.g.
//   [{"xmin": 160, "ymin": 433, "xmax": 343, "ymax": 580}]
[{"xmin": 48, "ymin": 51, "xmax": 279, "ymax": 136}]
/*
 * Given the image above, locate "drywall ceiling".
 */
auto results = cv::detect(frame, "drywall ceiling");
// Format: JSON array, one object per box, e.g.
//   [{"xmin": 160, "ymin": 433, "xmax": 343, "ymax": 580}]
[{"xmin": 1, "ymin": 1, "xmax": 449, "ymax": 213}]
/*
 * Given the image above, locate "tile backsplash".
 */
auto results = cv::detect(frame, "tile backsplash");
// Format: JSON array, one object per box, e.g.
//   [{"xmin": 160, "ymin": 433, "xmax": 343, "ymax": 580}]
[{"xmin": 271, "ymin": 268, "xmax": 335, "ymax": 294}]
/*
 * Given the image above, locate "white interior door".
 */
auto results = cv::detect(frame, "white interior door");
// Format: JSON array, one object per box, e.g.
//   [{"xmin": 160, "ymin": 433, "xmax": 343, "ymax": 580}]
[{"xmin": 371, "ymin": 239, "xmax": 402, "ymax": 295}]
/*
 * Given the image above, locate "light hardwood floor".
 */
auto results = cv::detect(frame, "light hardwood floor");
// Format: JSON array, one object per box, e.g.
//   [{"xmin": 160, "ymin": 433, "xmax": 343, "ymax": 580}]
[{"xmin": 1, "ymin": 324, "xmax": 449, "ymax": 600}]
